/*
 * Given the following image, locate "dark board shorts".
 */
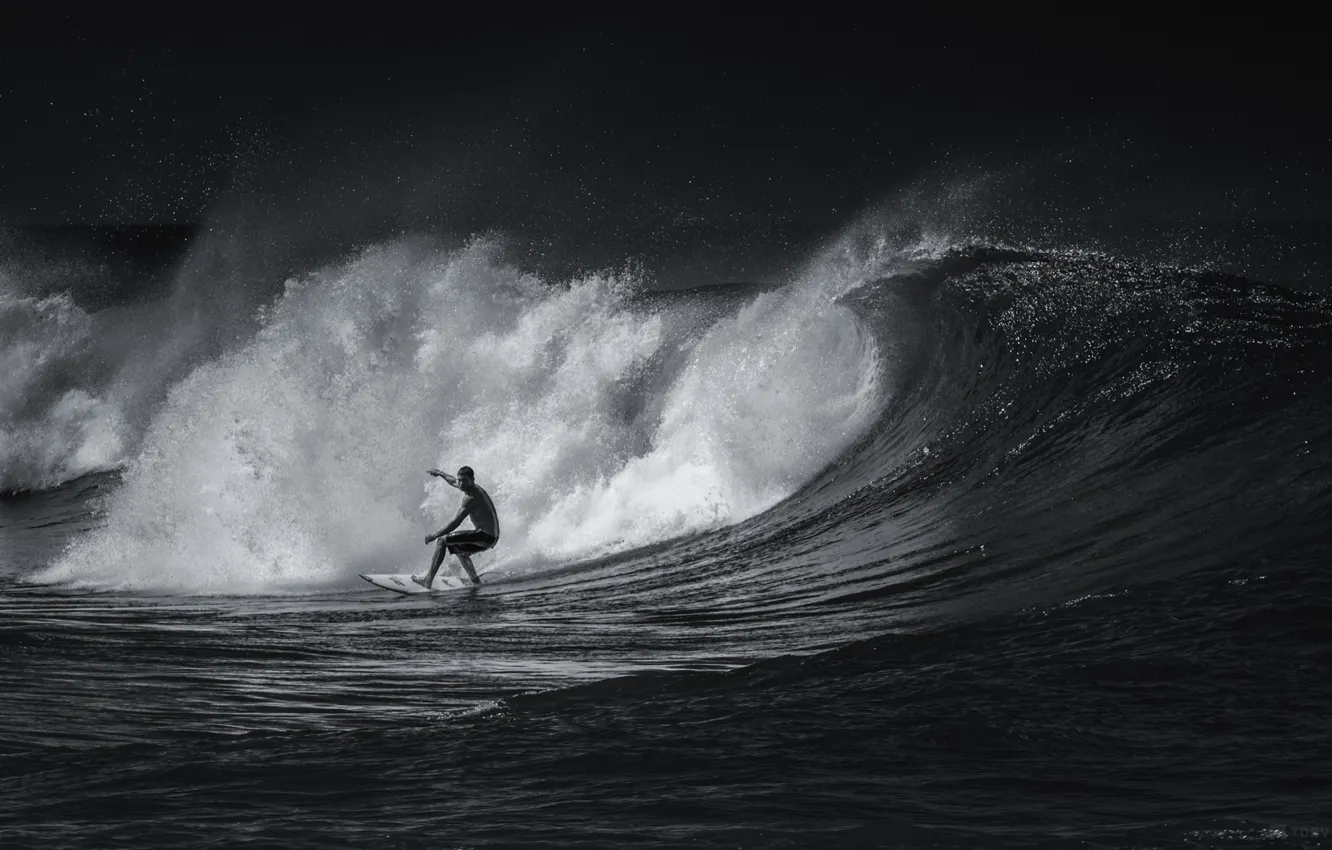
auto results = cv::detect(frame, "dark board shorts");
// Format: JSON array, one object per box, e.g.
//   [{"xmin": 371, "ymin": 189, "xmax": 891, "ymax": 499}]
[{"xmin": 443, "ymin": 530, "xmax": 498, "ymax": 554}]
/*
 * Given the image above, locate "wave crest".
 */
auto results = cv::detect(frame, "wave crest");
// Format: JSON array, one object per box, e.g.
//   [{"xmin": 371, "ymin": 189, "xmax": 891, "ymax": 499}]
[{"xmin": 39, "ymin": 238, "xmax": 883, "ymax": 591}]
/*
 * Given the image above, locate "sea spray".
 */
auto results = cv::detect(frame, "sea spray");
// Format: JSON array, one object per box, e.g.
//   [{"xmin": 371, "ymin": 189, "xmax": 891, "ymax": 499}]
[
  {"xmin": 0, "ymin": 287, "xmax": 128, "ymax": 492},
  {"xmin": 39, "ymin": 237, "xmax": 882, "ymax": 591}
]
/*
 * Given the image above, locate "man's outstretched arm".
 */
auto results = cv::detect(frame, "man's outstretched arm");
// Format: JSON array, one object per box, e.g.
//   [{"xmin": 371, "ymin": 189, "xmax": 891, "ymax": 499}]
[{"xmin": 428, "ymin": 468, "xmax": 459, "ymax": 488}]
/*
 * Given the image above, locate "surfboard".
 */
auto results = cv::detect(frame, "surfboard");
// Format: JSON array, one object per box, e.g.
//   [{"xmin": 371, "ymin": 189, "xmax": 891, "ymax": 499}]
[{"xmin": 360, "ymin": 573, "xmax": 477, "ymax": 594}]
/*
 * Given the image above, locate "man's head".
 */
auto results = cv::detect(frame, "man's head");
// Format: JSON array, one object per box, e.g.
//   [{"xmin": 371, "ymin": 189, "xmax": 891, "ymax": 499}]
[{"xmin": 457, "ymin": 466, "xmax": 475, "ymax": 488}]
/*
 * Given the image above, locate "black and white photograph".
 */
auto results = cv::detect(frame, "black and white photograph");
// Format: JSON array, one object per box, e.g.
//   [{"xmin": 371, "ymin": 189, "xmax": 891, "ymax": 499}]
[{"xmin": 2, "ymin": 13, "xmax": 1330, "ymax": 849}]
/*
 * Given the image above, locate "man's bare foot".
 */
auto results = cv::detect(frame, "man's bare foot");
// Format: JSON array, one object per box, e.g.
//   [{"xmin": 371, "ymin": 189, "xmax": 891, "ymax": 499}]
[{"xmin": 411, "ymin": 574, "xmax": 431, "ymax": 589}]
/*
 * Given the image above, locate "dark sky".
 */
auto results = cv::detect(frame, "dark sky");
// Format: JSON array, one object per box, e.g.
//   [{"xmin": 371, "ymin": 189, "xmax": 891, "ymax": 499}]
[{"xmin": 1, "ymin": 14, "xmax": 1327, "ymax": 284}]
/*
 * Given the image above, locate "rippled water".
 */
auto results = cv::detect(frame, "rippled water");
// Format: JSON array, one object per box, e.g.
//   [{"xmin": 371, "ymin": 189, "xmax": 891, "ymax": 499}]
[{"xmin": 4, "ymin": 246, "xmax": 1332, "ymax": 847}]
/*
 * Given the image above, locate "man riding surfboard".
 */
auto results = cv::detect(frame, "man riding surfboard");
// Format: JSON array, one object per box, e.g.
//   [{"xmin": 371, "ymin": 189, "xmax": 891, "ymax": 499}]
[{"xmin": 413, "ymin": 466, "xmax": 499, "ymax": 588}]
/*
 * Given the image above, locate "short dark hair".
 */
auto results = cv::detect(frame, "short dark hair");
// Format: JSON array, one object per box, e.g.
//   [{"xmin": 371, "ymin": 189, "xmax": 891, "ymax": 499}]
[{"xmin": 457, "ymin": 466, "xmax": 474, "ymax": 478}]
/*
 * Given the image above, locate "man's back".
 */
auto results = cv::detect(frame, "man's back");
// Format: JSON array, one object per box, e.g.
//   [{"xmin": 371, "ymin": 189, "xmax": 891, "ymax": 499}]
[{"xmin": 464, "ymin": 484, "xmax": 500, "ymax": 539}]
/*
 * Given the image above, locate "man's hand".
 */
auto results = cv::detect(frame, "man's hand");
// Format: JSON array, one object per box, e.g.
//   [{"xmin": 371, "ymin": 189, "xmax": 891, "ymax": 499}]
[
  {"xmin": 425, "ymin": 532, "xmax": 437, "ymax": 545},
  {"xmin": 428, "ymin": 468, "xmax": 456, "ymax": 485}
]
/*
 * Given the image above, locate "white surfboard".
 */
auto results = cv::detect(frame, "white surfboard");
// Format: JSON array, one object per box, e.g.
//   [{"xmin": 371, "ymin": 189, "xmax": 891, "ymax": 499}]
[{"xmin": 360, "ymin": 573, "xmax": 478, "ymax": 594}]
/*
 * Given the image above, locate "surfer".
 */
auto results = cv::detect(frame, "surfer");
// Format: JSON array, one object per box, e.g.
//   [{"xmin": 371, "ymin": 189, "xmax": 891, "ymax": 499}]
[{"xmin": 413, "ymin": 466, "xmax": 500, "ymax": 588}]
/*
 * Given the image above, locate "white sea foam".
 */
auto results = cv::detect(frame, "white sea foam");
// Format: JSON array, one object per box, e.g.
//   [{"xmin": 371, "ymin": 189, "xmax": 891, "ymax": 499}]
[
  {"xmin": 0, "ymin": 288, "xmax": 129, "ymax": 491},
  {"xmin": 37, "ymin": 236, "xmax": 882, "ymax": 592},
  {"xmin": 1, "ymin": 225, "xmax": 281, "ymax": 494}
]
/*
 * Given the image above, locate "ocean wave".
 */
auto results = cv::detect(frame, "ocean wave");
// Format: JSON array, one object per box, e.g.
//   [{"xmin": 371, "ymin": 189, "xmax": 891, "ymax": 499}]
[
  {"xmin": 35, "ymin": 236, "xmax": 884, "ymax": 591},
  {"xmin": 19, "ymin": 223, "xmax": 1332, "ymax": 608},
  {"xmin": 0, "ymin": 287, "xmax": 129, "ymax": 492}
]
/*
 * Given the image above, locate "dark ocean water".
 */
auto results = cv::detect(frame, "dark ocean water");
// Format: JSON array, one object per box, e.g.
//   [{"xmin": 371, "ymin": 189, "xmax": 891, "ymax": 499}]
[{"xmin": 3, "ymin": 234, "xmax": 1332, "ymax": 848}]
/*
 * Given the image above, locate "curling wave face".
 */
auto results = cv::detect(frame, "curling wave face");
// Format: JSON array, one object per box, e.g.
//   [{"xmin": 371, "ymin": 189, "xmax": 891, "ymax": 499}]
[
  {"xmin": 6, "ymin": 218, "xmax": 1332, "ymax": 849},
  {"xmin": 20, "ymin": 220, "xmax": 1332, "ymax": 610}
]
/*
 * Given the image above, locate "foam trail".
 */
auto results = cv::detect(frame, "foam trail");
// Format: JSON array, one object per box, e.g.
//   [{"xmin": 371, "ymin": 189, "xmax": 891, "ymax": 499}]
[{"xmin": 39, "ymin": 237, "xmax": 882, "ymax": 592}]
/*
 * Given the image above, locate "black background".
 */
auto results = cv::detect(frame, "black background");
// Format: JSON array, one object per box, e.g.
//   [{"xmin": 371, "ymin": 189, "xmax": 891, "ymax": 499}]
[{"xmin": 1, "ymin": 14, "xmax": 1327, "ymax": 287}]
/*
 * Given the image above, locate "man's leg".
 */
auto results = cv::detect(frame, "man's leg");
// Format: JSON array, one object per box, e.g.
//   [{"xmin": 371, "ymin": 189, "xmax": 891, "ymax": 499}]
[
  {"xmin": 457, "ymin": 553, "xmax": 481, "ymax": 585},
  {"xmin": 413, "ymin": 538, "xmax": 450, "ymax": 588}
]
